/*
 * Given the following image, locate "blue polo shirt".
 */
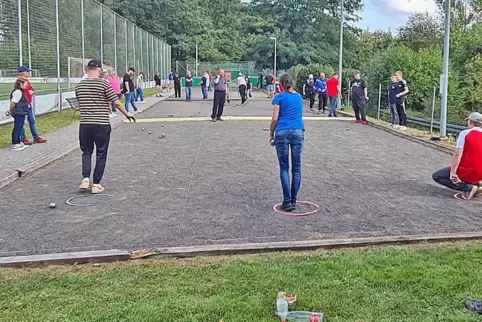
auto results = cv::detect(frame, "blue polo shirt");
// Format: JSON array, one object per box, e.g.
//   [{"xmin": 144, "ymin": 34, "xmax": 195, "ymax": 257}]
[
  {"xmin": 314, "ymin": 78, "xmax": 327, "ymax": 95},
  {"xmin": 272, "ymin": 91, "xmax": 305, "ymax": 132}
]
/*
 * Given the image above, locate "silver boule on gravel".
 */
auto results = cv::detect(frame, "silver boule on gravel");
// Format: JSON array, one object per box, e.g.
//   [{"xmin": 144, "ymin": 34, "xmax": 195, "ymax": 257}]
[
  {"xmin": 148, "ymin": 131, "xmax": 152, "ymax": 134},
  {"xmin": 49, "ymin": 202, "xmax": 57, "ymax": 209}
]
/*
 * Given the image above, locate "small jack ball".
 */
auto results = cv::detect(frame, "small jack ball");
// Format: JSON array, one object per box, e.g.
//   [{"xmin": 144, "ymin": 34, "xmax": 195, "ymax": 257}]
[
  {"xmin": 142, "ymin": 128, "xmax": 145, "ymax": 131},
  {"xmin": 148, "ymin": 131, "xmax": 152, "ymax": 134},
  {"xmin": 49, "ymin": 202, "xmax": 56, "ymax": 209},
  {"xmin": 161, "ymin": 124, "xmax": 164, "ymax": 127}
]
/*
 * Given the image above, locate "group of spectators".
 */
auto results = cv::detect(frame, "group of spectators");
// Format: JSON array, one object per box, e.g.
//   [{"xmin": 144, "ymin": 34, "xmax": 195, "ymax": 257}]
[
  {"xmin": 303, "ymin": 72, "xmax": 341, "ymax": 117},
  {"xmin": 258, "ymin": 73, "xmax": 276, "ymax": 98}
]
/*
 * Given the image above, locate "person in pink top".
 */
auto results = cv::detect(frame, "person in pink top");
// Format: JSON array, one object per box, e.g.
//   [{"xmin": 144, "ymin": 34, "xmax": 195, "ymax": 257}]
[{"xmin": 107, "ymin": 70, "xmax": 122, "ymax": 117}]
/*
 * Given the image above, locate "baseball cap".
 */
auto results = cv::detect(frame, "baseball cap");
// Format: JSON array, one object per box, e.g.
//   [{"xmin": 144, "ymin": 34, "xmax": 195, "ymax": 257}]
[
  {"xmin": 87, "ymin": 60, "xmax": 102, "ymax": 68},
  {"xmin": 18, "ymin": 66, "xmax": 32, "ymax": 73},
  {"xmin": 465, "ymin": 112, "xmax": 482, "ymax": 122},
  {"xmin": 354, "ymin": 70, "xmax": 361, "ymax": 75}
]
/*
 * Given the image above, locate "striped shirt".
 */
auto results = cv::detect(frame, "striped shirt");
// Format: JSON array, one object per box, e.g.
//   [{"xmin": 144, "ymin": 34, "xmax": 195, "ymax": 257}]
[{"xmin": 75, "ymin": 78, "xmax": 119, "ymax": 125}]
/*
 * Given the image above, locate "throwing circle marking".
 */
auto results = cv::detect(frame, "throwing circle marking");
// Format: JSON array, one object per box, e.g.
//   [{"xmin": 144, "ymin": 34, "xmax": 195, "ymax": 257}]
[{"xmin": 273, "ymin": 201, "xmax": 320, "ymax": 217}]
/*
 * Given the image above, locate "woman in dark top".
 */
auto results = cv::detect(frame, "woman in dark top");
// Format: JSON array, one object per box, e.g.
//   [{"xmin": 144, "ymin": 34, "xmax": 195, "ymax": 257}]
[
  {"xmin": 269, "ymin": 73, "xmax": 305, "ymax": 211},
  {"xmin": 303, "ymin": 74, "xmax": 315, "ymax": 110},
  {"xmin": 245, "ymin": 75, "xmax": 252, "ymax": 98},
  {"xmin": 7, "ymin": 78, "xmax": 29, "ymax": 151}
]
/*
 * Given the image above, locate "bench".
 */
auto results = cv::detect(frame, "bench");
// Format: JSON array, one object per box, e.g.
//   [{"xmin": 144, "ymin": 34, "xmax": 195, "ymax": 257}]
[{"xmin": 66, "ymin": 97, "xmax": 79, "ymax": 122}]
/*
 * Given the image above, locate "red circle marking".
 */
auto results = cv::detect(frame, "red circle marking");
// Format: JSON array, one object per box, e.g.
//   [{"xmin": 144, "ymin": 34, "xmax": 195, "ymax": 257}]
[
  {"xmin": 453, "ymin": 193, "xmax": 482, "ymax": 204},
  {"xmin": 273, "ymin": 201, "xmax": 320, "ymax": 216}
]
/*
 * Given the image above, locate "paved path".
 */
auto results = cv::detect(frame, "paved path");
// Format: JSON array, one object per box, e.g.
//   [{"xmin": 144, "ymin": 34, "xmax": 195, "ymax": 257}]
[
  {"xmin": 0, "ymin": 92, "xmax": 174, "ymax": 188},
  {"xmin": 1, "ymin": 92, "xmax": 480, "ymax": 256}
]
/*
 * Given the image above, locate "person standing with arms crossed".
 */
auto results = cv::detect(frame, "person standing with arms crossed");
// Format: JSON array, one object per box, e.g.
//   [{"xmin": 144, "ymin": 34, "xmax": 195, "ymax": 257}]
[
  {"xmin": 269, "ymin": 73, "xmax": 305, "ymax": 212},
  {"xmin": 314, "ymin": 72, "xmax": 328, "ymax": 114},
  {"xmin": 394, "ymin": 71, "xmax": 409, "ymax": 130},
  {"xmin": 350, "ymin": 70, "xmax": 369, "ymax": 124},
  {"xmin": 185, "ymin": 71, "xmax": 193, "ymax": 102},
  {"xmin": 211, "ymin": 70, "xmax": 227, "ymax": 122},
  {"xmin": 154, "ymin": 72, "xmax": 163, "ymax": 97},
  {"xmin": 76, "ymin": 60, "xmax": 135, "ymax": 194},
  {"xmin": 388, "ymin": 75, "xmax": 399, "ymax": 128}
]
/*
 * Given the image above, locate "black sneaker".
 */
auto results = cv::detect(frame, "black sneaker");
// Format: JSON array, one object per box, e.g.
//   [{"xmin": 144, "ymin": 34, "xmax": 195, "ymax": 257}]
[
  {"xmin": 217, "ymin": 117, "xmax": 224, "ymax": 121},
  {"xmin": 461, "ymin": 185, "xmax": 479, "ymax": 200},
  {"xmin": 280, "ymin": 202, "xmax": 295, "ymax": 212}
]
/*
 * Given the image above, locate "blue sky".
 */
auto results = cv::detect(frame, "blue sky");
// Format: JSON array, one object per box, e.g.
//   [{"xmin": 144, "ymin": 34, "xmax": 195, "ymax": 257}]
[{"xmin": 357, "ymin": 0, "xmax": 439, "ymax": 32}]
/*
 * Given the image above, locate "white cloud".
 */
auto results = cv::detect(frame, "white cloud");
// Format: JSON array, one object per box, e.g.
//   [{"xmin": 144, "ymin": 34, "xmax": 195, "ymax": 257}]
[{"xmin": 373, "ymin": 0, "xmax": 438, "ymax": 16}]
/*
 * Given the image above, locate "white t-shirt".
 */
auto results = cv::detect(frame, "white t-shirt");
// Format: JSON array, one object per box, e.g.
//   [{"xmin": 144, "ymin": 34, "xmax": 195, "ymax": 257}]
[
  {"xmin": 11, "ymin": 89, "xmax": 22, "ymax": 103},
  {"xmin": 136, "ymin": 75, "xmax": 143, "ymax": 89},
  {"xmin": 204, "ymin": 73, "xmax": 210, "ymax": 85},
  {"xmin": 236, "ymin": 76, "xmax": 247, "ymax": 86}
]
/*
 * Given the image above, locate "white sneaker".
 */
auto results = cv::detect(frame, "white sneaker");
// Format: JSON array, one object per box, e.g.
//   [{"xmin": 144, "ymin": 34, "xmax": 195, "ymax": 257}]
[
  {"xmin": 79, "ymin": 178, "xmax": 90, "ymax": 191},
  {"xmin": 19, "ymin": 142, "xmax": 29, "ymax": 148},
  {"xmin": 109, "ymin": 113, "xmax": 114, "ymax": 118},
  {"xmin": 112, "ymin": 113, "xmax": 118, "ymax": 117},
  {"xmin": 11, "ymin": 144, "xmax": 25, "ymax": 151},
  {"xmin": 141, "ymin": 100, "xmax": 146, "ymax": 104},
  {"xmin": 399, "ymin": 126, "xmax": 407, "ymax": 130},
  {"xmin": 91, "ymin": 184, "xmax": 105, "ymax": 194},
  {"xmin": 394, "ymin": 124, "xmax": 400, "ymax": 129},
  {"xmin": 136, "ymin": 109, "xmax": 142, "ymax": 113}
]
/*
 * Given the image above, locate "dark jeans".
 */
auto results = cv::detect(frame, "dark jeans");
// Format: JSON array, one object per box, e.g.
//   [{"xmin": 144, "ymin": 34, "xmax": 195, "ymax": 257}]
[
  {"xmin": 185, "ymin": 86, "xmax": 192, "ymax": 101},
  {"xmin": 275, "ymin": 129, "xmax": 304, "ymax": 203},
  {"xmin": 124, "ymin": 92, "xmax": 138, "ymax": 112},
  {"xmin": 396, "ymin": 101, "xmax": 407, "ymax": 126},
  {"xmin": 202, "ymin": 86, "xmax": 208, "ymax": 99},
  {"xmin": 12, "ymin": 114, "xmax": 26, "ymax": 145},
  {"xmin": 318, "ymin": 94, "xmax": 327, "ymax": 112},
  {"xmin": 79, "ymin": 124, "xmax": 111, "ymax": 185},
  {"xmin": 353, "ymin": 100, "xmax": 367, "ymax": 121},
  {"xmin": 212, "ymin": 90, "xmax": 226, "ymax": 119},
  {"xmin": 239, "ymin": 84, "xmax": 247, "ymax": 104},
  {"xmin": 20, "ymin": 106, "xmax": 39, "ymax": 141},
  {"xmin": 432, "ymin": 167, "xmax": 475, "ymax": 192},
  {"xmin": 308, "ymin": 92, "xmax": 315, "ymax": 109},
  {"xmin": 175, "ymin": 86, "xmax": 181, "ymax": 98},
  {"xmin": 389, "ymin": 102, "xmax": 399, "ymax": 125},
  {"xmin": 329, "ymin": 96, "xmax": 338, "ymax": 116}
]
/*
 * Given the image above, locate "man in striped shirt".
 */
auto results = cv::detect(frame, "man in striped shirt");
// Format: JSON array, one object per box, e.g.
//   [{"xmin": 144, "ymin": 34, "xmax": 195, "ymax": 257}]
[{"xmin": 75, "ymin": 59, "xmax": 135, "ymax": 194}]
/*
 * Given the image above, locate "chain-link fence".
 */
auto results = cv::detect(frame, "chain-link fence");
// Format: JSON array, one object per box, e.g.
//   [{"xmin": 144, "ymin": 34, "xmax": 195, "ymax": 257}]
[
  {"xmin": 0, "ymin": 0, "xmax": 171, "ymax": 124},
  {"xmin": 175, "ymin": 61, "xmax": 256, "ymax": 77}
]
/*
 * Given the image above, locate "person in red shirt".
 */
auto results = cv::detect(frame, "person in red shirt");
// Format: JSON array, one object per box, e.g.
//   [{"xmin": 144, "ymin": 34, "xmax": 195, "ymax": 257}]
[
  {"xmin": 432, "ymin": 112, "xmax": 482, "ymax": 199},
  {"xmin": 326, "ymin": 73, "xmax": 340, "ymax": 117},
  {"xmin": 17, "ymin": 66, "xmax": 47, "ymax": 145}
]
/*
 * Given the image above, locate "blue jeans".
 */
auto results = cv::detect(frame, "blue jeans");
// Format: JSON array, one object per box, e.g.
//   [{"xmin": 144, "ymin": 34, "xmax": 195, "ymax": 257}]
[
  {"xmin": 20, "ymin": 106, "xmax": 39, "ymax": 141},
  {"xmin": 124, "ymin": 92, "xmax": 138, "ymax": 112},
  {"xmin": 12, "ymin": 114, "xmax": 26, "ymax": 145},
  {"xmin": 329, "ymin": 96, "xmax": 338, "ymax": 116},
  {"xmin": 135, "ymin": 88, "xmax": 144, "ymax": 102},
  {"xmin": 274, "ymin": 129, "xmax": 304, "ymax": 203},
  {"xmin": 202, "ymin": 86, "xmax": 208, "ymax": 99},
  {"xmin": 185, "ymin": 86, "xmax": 192, "ymax": 101}
]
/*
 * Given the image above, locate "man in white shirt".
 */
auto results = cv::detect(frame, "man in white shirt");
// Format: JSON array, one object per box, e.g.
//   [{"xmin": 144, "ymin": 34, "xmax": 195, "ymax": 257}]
[
  {"xmin": 236, "ymin": 72, "xmax": 247, "ymax": 104},
  {"xmin": 203, "ymin": 71, "xmax": 210, "ymax": 99}
]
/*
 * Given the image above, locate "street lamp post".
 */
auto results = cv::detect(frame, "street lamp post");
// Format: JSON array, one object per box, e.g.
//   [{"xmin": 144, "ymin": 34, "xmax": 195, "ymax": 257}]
[
  {"xmin": 440, "ymin": 0, "xmax": 451, "ymax": 138},
  {"xmin": 270, "ymin": 36, "xmax": 277, "ymax": 79}
]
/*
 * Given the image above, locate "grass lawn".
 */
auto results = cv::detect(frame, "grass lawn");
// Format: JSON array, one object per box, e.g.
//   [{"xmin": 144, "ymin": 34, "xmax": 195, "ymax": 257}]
[
  {"xmin": 1, "ymin": 243, "xmax": 482, "ymax": 321},
  {"xmin": 0, "ymin": 88, "xmax": 158, "ymax": 148}
]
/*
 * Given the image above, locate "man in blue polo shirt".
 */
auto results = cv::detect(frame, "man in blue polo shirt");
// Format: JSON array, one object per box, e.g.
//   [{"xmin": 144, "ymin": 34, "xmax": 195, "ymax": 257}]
[{"xmin": 314, "ymin": 72, "xmax": 327, "ymax": 114}]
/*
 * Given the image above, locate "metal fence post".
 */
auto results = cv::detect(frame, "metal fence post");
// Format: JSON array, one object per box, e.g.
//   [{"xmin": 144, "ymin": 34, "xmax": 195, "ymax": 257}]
[
  {"xmin": 124, "ymin": 20, "xmax": 127, "ymax": 69},
  {"xmin": 81, "ymin": 0, "xmax": 85, "ymax": 63},
  {"xmin": 140, "ymin": 31, "xmax": 143, "ymax": 76},
  {"xmin": 146, "ymin": 32, "xmax": 149, "ymax": 81},
  {"xmin": 377, "ymin": 83, "xmax": 382, "ymax": 119},
  {"xmin": 132, "ymin": 26, "xmax": 135, "ymax": 72},
  {"xmin": 114, "ymin": 15, "xmax": 117, "ymax": 70},
  {"xmin": 156, "ymin": 39, "xmax": 159, "ymax": 74},
  {"xmin": 100, "ymin": 5, "xmax": 103, "ymax": 64},
  {"xmin": 55, "ymin": 0, "xmax": 61, "ymax": 111},
  {"xmin": 430, "ymin": 87, "xmax": 436, "ymax": 134},
  {"xmin": 26, "ymin": 0, "xmax": 32, "ymax": 69},
  {"xmin": 17, "ymin": 0, "xmax": 23, "ymax": 66}
]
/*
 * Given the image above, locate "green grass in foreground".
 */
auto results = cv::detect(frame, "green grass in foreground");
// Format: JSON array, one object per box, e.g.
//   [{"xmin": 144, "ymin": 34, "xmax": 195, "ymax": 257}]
[
  {"xmin": 0, "ymin": 89, "xmax": 157, "ymax": 148},
  {"xmin": 1, "ymin": 243, "xmax": 482, "ymax": 321}
]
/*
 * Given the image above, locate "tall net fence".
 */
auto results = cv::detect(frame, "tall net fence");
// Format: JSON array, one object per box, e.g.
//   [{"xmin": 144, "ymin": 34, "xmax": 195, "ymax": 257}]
[
  {"xmin": 176, "ymin": 61, "xmax": 256, "ymax": 77},
  {"xmin": 0, "ymin": 0, "xmax": 171, "ymax": 124}
]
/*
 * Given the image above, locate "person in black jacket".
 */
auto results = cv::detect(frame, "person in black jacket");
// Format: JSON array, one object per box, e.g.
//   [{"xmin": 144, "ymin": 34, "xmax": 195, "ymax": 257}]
[
  {"xmin": 303, "ymin": 74, "xmax": 315, "ymax": 110},
  {"xmin": 388, "ymin": 75, "xmax": 399, "ymax": 128},
  {"xmin": 173, "ymin": 73, "xmax": 181, "ymax": 98},
  {"xmin": 201, "ymin": 71, "xmax": 208, "ymax": 99},
  {"xmin": 6, "ymin": 78, "xmax": 29, "ymax": 151}
]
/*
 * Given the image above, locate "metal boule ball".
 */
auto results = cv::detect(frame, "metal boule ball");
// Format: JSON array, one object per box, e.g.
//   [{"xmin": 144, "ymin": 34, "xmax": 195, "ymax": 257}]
[
  {"xmin": 49, "ymin": 202, "xmax": 57, "ymax": 209},
  {"xmin": 142, "ymin": 128, "xmax": 145, "ymax": 131},
  {"xmin": 161, "ymin": 124, "xmax": 164, "ymax": 127},
  {"xmin": 148, "ymin": 131, "xmax": 152, "ymax": 134}
]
